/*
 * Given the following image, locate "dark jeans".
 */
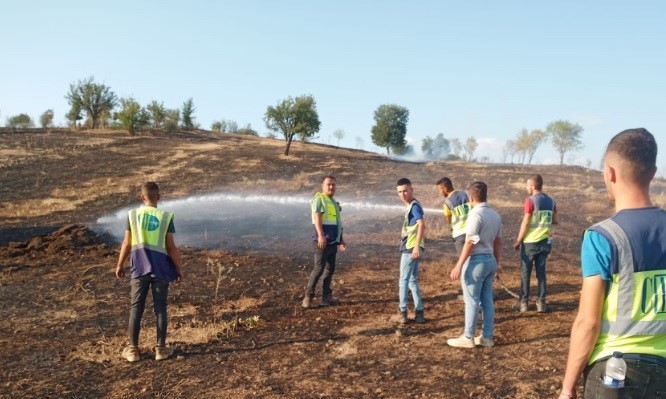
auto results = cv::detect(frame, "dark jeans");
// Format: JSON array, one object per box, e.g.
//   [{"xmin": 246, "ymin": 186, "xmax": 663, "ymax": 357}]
[
  {"xmin": 453, "ymin": 234, "xmax": 465, "ymax": 256},
  {"xmin": 129, "ymin": 275, "xmax": 169, "ymax": 347},
  {"xmin": 519, "ymin": 239, "xmax": 551, "ymax": 302},
  {"xmin": 306, "ymin": 243, "xmax": 338, "ymax": 298},
  {"xmin": 584, "ymin": 355, "xmax": 666, "ymax": 398}
]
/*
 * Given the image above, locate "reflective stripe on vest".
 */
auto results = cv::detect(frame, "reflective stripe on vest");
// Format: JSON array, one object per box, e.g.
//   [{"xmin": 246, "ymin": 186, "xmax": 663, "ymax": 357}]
[
  {"xmin": 312, "ymin": 192, "xmax": 342, "ymax": 243},
  {"xmin": 444, "ymin": 196, "xmax": 470, "ymax": 238},
  {"xmin": 596, "ymin": 219, "xmax": 666, "ymax": 336},
  {"xmin": 128, "ymin": 207, "xmax": 172, "ymax": 255},
  {"xmin": 402, "ymin": 199, "xmax": 425, "ymax": 250},
  {"xmin": 524, "ymin": 195, "xmax": 554, "ymax": 243}
]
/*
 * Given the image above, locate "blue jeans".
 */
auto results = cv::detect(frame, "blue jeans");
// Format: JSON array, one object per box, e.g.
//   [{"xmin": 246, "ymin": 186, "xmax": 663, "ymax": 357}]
[
  {"xmin": 520, "ymin": 239, "xmax": 551, "ymax": 302},
  {"xmin": 399, "ymin": 253, "xmax": 423, "ymax": 312},
  {"xmin": 462, "ymin": 253, "xmax": 497, "ymax": 339}
]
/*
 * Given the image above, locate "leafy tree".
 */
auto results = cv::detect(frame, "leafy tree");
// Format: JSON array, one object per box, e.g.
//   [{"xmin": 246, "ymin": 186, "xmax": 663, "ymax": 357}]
[
  {"xmin": 146, "ymin": 100, "xmax": 166, "ymax": 128},
  {"xmin": 525, "ymin": 129, "xmax": 548, "ymax": 165},
  {"xmin": 237, "ymin": 123, "xmax": 259, "ymax": 136},
  {"xmin": 66, "ymin": 104, "xmax": 83, "ymax": 129},
  {"xmin": 450, "ymin": 137, "xmax": 462, "ymax": 158},
  {"xmin": 227, "ymin": 120, "xmax": 238, "ymax": 133},
  {"xmin": 370, "ymin": 104, "xmax": 409, "ymax": 154},
  {"xmin": 211, "ymin": 121, "xmax": 223, "ymax": 132},
  {"xmin": 181, "ymin": 98, "xmax": 196, "ymax": 130},
  {"xmin": 164, "ymin": 109, "xmax": 180, "ymax": 133},
  {"xmin": 65, "ymin": 76, "xmax": 117, "ymax": 129},
  {"xmin": 264, "ymin": 94, "xmax": 321, "ymax": 156},
  {"xmin": 463, "ymin": 137, "xmax": 478, "ymax": 161},
  {"xmin": 115, "ymin": 97, "xmax": 150, "ymax": 135},
  {"xmin": 332, "ymin": 129, "xmax": 346, "ymax": 146},
  {"xmin": 39, "ymin": 109, "xmax": 54, "ymax": 128},
  {"xmin": 355, "ymin": 136, "xmax": 364, "ymax": 149},
  {"xmin": 393, "ymin": 143, "xmax": 414, "ymax": 156},
  {"xmin": 503, "ymin": 139, "xmax": 517, "ymax": 163},
  {"xmin": 546, "ymin": 120, "xmax": 584, "ymax": 165},
  {"xmin": 421, "ymin": 133, "xmax": 450, "ymax": 160},
  {"xmin": 6, "ymin": 113, "xmax": 34, "ymax": 128}
]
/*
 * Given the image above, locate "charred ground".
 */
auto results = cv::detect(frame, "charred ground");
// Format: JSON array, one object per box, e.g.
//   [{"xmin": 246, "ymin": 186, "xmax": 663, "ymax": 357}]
[{"xmin": 2, "ymin": 129, "xmax": 663, "ymax": 398}]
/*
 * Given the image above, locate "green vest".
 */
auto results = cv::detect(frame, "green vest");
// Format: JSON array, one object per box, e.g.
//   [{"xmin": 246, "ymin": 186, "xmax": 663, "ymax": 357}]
[
  {"xmin": 401, "ymin": 199, "xmax": 425, "ymax": 250},
  {"xmin": 524, "ymin": 195, "xmax": 555, "ymax": 243},
  {"xmin": 588, "ymin": 219, "xmax": 666, "ymax": 363},
  {"xmin": 128, "ymin": 206, "xmax": 173, "ymax": 253},
  {"xmin": 443, "ymin": 191, "xmax": 470, "ymax": 238}
]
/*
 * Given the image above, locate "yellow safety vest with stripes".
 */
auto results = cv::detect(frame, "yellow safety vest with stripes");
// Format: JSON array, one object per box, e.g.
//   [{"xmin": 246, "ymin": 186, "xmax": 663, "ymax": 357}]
[
  {"xmin": 401, "ymin": 199, "xmax": 425, "ymax": 250},
  {"xmin": 312, "ymin": 192, "xmax": 342, "ymax": 244},
  {"xmin": 128, "ymin": 206, "xmax": 177, "ymax": 281},
  {"xmin": 524, "ymin": 194, "xmax": 555, "ymax": 243},
  {"xmin": 443, "ymin": 190, "xmax": 470, "ymax": 239},
  {"xmin": 588, "ymin": 219, "xmax": 666, "ymax": 363}
]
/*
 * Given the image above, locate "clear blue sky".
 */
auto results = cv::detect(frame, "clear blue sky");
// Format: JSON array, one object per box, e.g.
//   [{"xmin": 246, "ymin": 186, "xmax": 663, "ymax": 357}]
[{"xmin": 2, "ymin": 1, "xmax": 665, "ymax": 173}]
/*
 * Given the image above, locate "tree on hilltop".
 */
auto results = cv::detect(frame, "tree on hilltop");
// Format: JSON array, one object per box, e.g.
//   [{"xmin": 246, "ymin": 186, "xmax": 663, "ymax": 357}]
[
  {"xmin": 546, "ymin": 120, "xmax": 584, "ymax": 165},
  {"xmin": 463, "ymin": 137, "xmax": 478, "ymax": 161},
  {"xmin": 421, "ymin": 133, "xmax": 450, "ymax": 160},
  {"xmin": 371, "ymin": 104, "xmax": 409, "ymax": 155},
  {"xmin": 181, "ymin": 98, "xmax": 196, "ymax": 130},
  {"xmin": 6, "ymin": 113, "xmax": 34, "ymax": 129},
  {"xmin": 65, "ymin": 76, "xmax": 117, "ymax": 129},
  {"xmin": 264, "ymin": 94, "xmax": 321, "ymax": 156},
  {"xmin": 332, "ymin": 129, "xmax": 346, "ymax": 146},
  {"xmin": 146, "ymin": 100, "xmax": 166, "ymax": 129},
  {"xmin": 115, "ymin": 97, "xmax": 150, "ymax": 135},
  {"xmin": 39, "ymin": 109, "xmax": 54, "ymax": 129}
]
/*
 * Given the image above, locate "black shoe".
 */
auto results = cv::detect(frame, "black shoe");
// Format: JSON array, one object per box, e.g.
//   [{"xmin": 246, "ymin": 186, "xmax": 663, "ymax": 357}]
[
  {"xmin": 398, "ymin": 311, "xmax": 408, "ymax": 324},
  {"xmin": 415, "ymin": 310, "xmax": 425, "ymax": 323}
]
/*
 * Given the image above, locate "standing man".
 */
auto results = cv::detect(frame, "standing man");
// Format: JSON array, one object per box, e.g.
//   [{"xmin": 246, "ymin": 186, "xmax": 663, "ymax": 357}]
[
  {"xmin": 302, "ymin": 175, "xmax": 347, "ymax": 308},
  {"xmin": 436, "ymin": 177, "xmax": 471, "ymax": 256},
  {"xmin": 559, "ymin": 128, "xmax": 666, "ymax": 398},
  {"xmin": 396, "ymin": 178, "xmax": 426, "ymax": 324},
  {"xmin": 513, "ymin": 174, "xmax": 558, "ymax": 312},
  {"xmin": 116, "ymin": 182, "xmax": 183, "ymax": 362},
  {"xmin": 448, "ymin": 182, "xmax": 502, "ymax": 348}
]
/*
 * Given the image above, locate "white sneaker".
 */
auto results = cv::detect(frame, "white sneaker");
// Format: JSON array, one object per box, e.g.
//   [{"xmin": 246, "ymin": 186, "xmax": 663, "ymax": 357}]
[
  {"xmin": 122, "ymin": 346, "xmax": 140, "ymax": 362},
  {"xmin": 447, "ymin": 334, "xmax": 476, "ymax": 348},
  {"xmin": 155, "ymin": 346, "xmax": 174, "ymax": 361},
  {"xmin": 474, "ymin": 335, "xmax": 494, "ymax": 348}
]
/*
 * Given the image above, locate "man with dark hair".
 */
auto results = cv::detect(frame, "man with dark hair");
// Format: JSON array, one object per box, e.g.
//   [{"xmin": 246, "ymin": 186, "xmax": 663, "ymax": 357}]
[
  {"xmin": 116, "ymin": 182, "xmax": 184, "ymax": 362},
  {"xmin": 302, "ymin": 175, "xmax": 347, "ymax": 308},
  {"xmin": 559, "ymin": 128, "xmax": 666, "ymax": 398},
  {"xmin": 396, "ymin": 178, "xmax": 426, "ymax": 324},
  {"xmin": 436, "ymin": 177, "xmax": 471, "ymax": 255},
  {"xmin": 448, "ymin": 181, "xmax": 502, "ymax": 348},
  {"xmin": 513, "ymin": 173, "xmax": 558, "ymax": 312}
]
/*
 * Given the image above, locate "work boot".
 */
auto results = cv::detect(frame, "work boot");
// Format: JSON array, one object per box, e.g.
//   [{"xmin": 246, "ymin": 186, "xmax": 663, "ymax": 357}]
[
  {"xmin": 536, "ymin": 300, "xmax": 547, "ymax": 313},
  {"xmin": 321, "ymin": 294, "xmax": 339, "ymax": 307},
  {"xmin": 398, "ymin": 310, "xmax": 408, "ymax": 324},
  {"xmin": 301, "ymin": 292, "xmax": 313, "ymax": 309},
  {"xmin": 415, "ymin": 310, "xmax": 425, "ymax": 324}
]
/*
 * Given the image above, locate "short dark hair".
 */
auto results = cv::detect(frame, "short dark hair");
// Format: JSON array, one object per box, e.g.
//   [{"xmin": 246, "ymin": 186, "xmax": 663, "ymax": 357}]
[
  {"xmin": 528, "ymin": 174, "xmax": 543, "ymax": 190},
  {"xmin": 321, "ymin": 175, "xmax": 337, "ymax": 183},
  {"xmin": 141, "ymin": 182, "xmax": 160, "ymax": 201},
  {"xmin": 468, "ymin": 181, "xmax": 488, "ymax": 202},
  {"xmin": 606, "ymin": 128, "xmax": 657, "ymax": 185},
  {"xmin": 436, "ymin": 177, "xmax": 453, "ymax": 190},
  {"xmin": 397, "ymin": 178, "xmax": 412, "ymax": 186}
]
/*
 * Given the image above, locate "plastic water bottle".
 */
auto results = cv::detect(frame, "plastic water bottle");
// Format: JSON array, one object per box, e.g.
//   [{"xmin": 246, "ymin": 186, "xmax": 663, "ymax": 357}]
[{"xmin": 603, "ymin": 351, "xmax": 626, "ymax": 388}]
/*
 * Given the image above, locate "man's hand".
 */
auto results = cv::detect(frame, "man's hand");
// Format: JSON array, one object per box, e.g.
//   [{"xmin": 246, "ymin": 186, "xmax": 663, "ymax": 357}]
[
  {"xmin": 513, "ymin": 240, "xmax": 521, "ymax": 250},
  {"xmin": 115, "ymin": 265, "xmax": 125, "ymax": 279},
  {"xmin": 175, "ymin": 269, "xmax": 184, "ymax": 284},
  {"xmin": 412, "ymin": 246, "xmax": 421, "ymax": 260},
  {"xmin": 317, "ymin": 234, "xmax": 327, "ymax": 249},
  {"xmin": 450, "ymin": 264, "xmax": 462, "ymax": 281},
  {"xmin": 339, "ymin": 240, "xmax": 347, "ymax": 252}
]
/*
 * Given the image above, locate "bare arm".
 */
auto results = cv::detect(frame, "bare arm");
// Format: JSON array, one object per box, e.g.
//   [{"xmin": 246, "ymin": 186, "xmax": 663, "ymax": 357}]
[
  {"xmin": 559, "ymin": 276, "xmax": 605, "ymax": 398},
  {"xmin": 493, "ymin": 236, "xmax": 501, "ymax": 265},
  {"xmin": 552, "ymin": 211, "xmax": 559, "ymax": 225},
  {"xmin": 450, "ymin": 239, "xmax": 475, "ymax": 281},
  {"xmin": 312, "ymin": 211, "xmax": 327, "ymax": 249},
  {"xmin": 411, "ymin": 218, "xmax": 425, "ymax": 259},
  {"xmin": 513, "ymin": 213, "xmax": 531, "ymax": 249},
  {"xmin": 166, "ymin": 232, "xmax": 183, "ymax": 282},
  {"xmin": 115, "ymin": 230, "xmax": 132, "ymax": 278}
]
